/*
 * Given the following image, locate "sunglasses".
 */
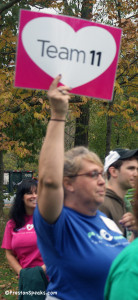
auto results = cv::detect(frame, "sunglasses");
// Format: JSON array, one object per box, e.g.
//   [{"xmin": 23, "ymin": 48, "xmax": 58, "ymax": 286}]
[{"xmin": 68, "ymin": 170, "xmax": 106, "ymax": 180}]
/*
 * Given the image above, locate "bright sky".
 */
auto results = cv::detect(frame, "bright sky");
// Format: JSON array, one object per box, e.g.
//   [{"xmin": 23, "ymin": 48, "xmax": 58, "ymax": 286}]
[{"xmin": 31, "ymin": 6, "xmax": 57, "ymax": 15}]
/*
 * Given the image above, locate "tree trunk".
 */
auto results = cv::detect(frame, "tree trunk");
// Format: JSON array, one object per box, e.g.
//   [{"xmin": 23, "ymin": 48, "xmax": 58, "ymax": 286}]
[
  {"xmin": 74, "ymin": 0, "xmax": 93, "ymax": 146},
  {"xmin": 0, "ymin": 150, "xmax": 4, "ymax": 215},
  {"xmin": 105, "ymin": 91, "xmax": 116, "ymax": 155},
  {"xmin": 81, "ymin": 0, "xmax": 93, "ymax": 19},
  {"xmin": 105, "ymin": 115, "xmax": 112, "ymax": 156},
  {"xmin": 74, "ymin": 101, "xmax": 90, "ymax": 146}
]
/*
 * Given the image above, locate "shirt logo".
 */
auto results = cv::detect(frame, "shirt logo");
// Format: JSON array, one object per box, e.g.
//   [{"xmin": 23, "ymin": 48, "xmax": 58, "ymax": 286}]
[
  {"xmin": 100, "ymin": 229, "xmax": 113, "ymax": 241},
  {"xmin": 26, "ymin": 224, "xmax": 34, "ymax": 231}
]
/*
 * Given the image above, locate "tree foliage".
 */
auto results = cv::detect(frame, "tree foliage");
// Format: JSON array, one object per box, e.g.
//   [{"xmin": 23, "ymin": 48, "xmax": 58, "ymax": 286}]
[{"xmin": 0, "ymin": 0, "xmax": 137, "ymax": 162}]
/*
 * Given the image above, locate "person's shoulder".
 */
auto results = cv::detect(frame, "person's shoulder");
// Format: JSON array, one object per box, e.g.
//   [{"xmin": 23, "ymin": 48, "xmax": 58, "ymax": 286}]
[
  {"xmin": 6, "ymin": 219, "xmax": 15, "ymax": 229},
  {"xmin": 104, "ymin": 189, "xmax": 121, "ymax": 207},
  {"xmin": 105, "ymin": 239, "xmax": 138, "ymax": 299},
  {"xmin": 111, "ymin": 238, "xmax": 138, "ymax": 272},
  {"xmin": 97, "ymin": 210, "xmax": 108, "ymax": 218},
  {"xmin": 99, "ymin": 196, "xmax": 114, "ymax": 214},
  {"xmin": 34, "ymin": 205, "xmax": 66, "ymax": 228},
  {"xmin": 126, "ymin": 238, "xmax": 138, "ymax": 257},
  {"xmin": 105, "ymin": 188, "xmax": 117, "ymax": 198}
]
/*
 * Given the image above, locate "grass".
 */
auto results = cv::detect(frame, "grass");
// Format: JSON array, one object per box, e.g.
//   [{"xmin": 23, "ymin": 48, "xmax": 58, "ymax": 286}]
[{"xmin": 0, "ymin": 208, "xmax": 18, "ymax": 300}]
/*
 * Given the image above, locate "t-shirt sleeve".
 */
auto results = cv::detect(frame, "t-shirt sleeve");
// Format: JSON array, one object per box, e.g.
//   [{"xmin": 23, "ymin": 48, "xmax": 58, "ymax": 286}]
[
  {"xmin": 33, "ymin": 205, "xmax": 66, "ymax": 255},
  {"xmin": 1, "ymin": 220, "xmax": 14, "ymax": 250}
]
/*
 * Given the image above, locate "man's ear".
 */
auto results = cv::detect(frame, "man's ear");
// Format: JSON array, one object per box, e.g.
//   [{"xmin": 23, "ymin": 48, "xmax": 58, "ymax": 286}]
[
  {"xmin": 108, "ymin": 166, "xmax": 118, "ymax": 178},
  {"xmin": 63, "ymin": 177, "xmax": 75, "ymax": 192}
]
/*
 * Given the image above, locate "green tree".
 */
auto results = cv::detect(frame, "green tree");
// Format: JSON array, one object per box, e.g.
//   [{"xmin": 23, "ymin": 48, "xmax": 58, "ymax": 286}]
[{"xmin": 0, "ymin": 0, "xmax": 137, "ymax": 213}]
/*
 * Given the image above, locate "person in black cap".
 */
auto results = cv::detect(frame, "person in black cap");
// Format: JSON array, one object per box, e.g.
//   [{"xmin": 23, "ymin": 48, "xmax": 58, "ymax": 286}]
[{"xmin": 99, "ymin": 148, "xmax": 138, "ymax": 238}]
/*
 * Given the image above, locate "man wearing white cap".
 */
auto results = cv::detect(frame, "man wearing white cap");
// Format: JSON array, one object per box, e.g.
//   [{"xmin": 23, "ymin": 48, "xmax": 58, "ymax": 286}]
[{"xmin": 99, "ymin": 148, "xmax": 138, "ymax": 237}]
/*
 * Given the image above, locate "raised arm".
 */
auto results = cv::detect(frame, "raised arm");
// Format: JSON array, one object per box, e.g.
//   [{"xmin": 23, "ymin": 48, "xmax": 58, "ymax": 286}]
[{"xmin": 38, "ymin": 75, "xmax": 70, "ymax": 223}]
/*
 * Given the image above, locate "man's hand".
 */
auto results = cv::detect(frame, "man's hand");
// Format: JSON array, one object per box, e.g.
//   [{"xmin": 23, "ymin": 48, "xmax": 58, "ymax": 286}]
[
  {"xmin": 41, "ymin": 264, "xmax": 46, "ymax": 273},
  {"xmin": 119, "ymin": 212, "xmax": 137, "ymax": 231}
]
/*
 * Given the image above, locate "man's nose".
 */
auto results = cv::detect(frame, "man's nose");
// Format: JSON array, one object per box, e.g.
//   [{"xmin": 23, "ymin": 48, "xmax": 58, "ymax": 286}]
[{"xmin": 134, "ymin": 168, "xmax": 138, "ymax": 176}]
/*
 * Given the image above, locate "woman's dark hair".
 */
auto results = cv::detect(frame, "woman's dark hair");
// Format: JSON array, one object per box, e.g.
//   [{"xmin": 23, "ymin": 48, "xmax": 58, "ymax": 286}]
[{"xmin": 9, "ymin": 179, "xmax": 37, "ymax": 231}]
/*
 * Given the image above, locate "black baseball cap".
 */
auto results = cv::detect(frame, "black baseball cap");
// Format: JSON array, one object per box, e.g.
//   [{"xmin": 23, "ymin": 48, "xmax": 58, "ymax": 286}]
[
  {"xmin": 104, "ymin": 148, "xmax": 138, "ymax": 172},
  {"xmin": 114, "ymin": 148, "xmax": 138, "ymax": 160}
]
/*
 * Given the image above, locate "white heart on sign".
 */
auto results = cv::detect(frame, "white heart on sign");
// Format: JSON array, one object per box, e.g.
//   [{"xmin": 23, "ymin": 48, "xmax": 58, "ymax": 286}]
[
  {"xmin": 22, "ymin": 17, "xmax": 116, "ymax": 88},
  {"xmin": 26, "ymin": 224, "xmax": 34, "ymax": 231}
]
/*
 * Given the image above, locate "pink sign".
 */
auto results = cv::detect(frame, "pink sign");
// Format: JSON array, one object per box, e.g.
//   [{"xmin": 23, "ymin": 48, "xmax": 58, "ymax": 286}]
[{"xmin": 15, "ymin": 9, "xmax": 122, "ymax": 101}]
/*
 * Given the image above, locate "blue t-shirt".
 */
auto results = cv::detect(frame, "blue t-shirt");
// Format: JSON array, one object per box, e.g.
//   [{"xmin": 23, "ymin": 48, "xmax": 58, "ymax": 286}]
[{"xmin": 33, "ymin": 206, "xmax": 128, "ymax": 300}]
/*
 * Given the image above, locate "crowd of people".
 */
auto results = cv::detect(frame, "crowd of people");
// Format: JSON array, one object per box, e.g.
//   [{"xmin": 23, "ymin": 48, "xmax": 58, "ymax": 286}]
[{"xmin": 1, "ymin": 76, "xmax": 138, "ymax": 299}]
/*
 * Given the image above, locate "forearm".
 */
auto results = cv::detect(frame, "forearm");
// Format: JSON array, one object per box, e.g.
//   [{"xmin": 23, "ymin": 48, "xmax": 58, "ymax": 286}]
[
  {"xmin": 39, "ymin": 75, "xmax": 69, "ymax": 189},
  {"xmin": 38, "ymin": 76, "xmax": 70, "ymax": 223},
  {"xmin": 6, "ymin": 250, "xmax": 22, "ymax": 275}
]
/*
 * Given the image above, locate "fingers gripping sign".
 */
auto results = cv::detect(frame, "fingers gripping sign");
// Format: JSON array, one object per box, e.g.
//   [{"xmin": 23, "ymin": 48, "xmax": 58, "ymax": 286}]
[{"xmin": 48, "ymin": 75, "xmax": 71, "ymax": 118}]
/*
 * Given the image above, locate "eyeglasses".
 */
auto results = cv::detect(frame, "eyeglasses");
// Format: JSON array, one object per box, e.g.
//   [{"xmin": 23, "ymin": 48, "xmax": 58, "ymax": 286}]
[{"xmin": 68, "ymin": 170, "xmax": 106, "ymax": 180}]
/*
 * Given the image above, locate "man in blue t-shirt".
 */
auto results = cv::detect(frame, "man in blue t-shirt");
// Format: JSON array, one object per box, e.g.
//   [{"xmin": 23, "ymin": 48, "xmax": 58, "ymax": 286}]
[{"xmin": 34, "ymin": 75, "xmax": 128, "ymax": 300}]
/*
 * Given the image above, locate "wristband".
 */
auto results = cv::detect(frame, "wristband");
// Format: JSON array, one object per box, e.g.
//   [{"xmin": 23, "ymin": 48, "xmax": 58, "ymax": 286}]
[{"xmin": 50, "ymin": 119, "xmax": 66, "ymax": 122}]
